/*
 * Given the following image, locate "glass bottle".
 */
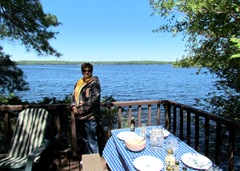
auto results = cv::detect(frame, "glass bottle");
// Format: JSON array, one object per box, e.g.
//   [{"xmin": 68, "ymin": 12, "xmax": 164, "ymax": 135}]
[
  {"xmin": 165, "ymin": 148, "xmax": 175, "ymax": 167},
  {"xmin": 166, "ymin": 165, "xmax": 172, "ymax": 171},
  {"xmin": 130, "ymin": 116, "xmax": 135, "ymax": 131}
]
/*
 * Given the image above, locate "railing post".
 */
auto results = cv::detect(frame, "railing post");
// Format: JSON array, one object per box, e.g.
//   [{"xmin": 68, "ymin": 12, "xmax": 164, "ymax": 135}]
[
  {"xmin": 195, "ymin": 114, "xmax": 199, "ymax": 151},
  {"xmin": 173, "ymin": 105, "xmax": 177, "ymax": 134},
  {"xmin": 180, "ymin": 108, "xmax": 184, "ymax": 140},
  {"xmin": 137, "ymin": 105, "xmax": 141, "ymax": 127},
  {"xmin": 187, "ymin": 111, "xmax": 191, "ymax": 145},
  {"xmin": 107, "ymin": 106, "xmax": 114, "ymax": 137},
  {"xmin": 4, "ymin": 112, "xmax": 11, "ymax": 141},
  {"xmin": 228, "ymin": 127, "xmax": 235, "ymax": 171},
  {"xmin": 156, "ymin": 104, "xmax": 160, "ymax": 126},
  {"xmin": 70, "ymin": 111, "xmax": 77, "ymax": 156},
  {"xmin": 147, "ymin": 105, "xmax": 152, "ymax": 126},
  {"xmin": 117, "ymin": 107, "xmax": 122, "ymax": 129},
  {"xmin": 164, "ymin": 102, "xmax": 171, "ymax": 130},
  {"xmin": 204, "ymin": 118, "xmax": 210, "ymax": 157},
  {"xmin": 54, "ymin": 110, "xmax": 61, "ymax": 147},
  {"xmin": 215, "ymin": 122, "xmax": 221, "ymax": 165},
  {"xmin": 127, "ymin": 106, "xmax": 132, "ymax": 127}
]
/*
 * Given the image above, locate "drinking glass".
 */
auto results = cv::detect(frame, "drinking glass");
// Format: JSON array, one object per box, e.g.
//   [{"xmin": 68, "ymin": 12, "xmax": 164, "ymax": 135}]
[
  {"xmin": 150, "ymin": 128, "xmax": 164, "ymax": 151},
  {"xmin": 139, "ymin": 123, "xmax": 147, "ymax": 138}
]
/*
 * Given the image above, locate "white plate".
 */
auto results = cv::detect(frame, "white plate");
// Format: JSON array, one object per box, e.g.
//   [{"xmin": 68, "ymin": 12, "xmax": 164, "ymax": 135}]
[
  {"xmin": 133, "ymin": 156, "xmax": 164, "ymax": 171},
  {"xmin": 162, "ymin": 130, "xmax": 170, "ymax": 137},
  {"xmin": 181, "ymin": 153, "xmax": 212, "ymax": 170},
  {"xmin": 117, "ymin": 131, "xmax": 138, "ymax": 141},
  {"xmin": 149, "ymin": 129, "xmax": 170, "ymax": 137}
]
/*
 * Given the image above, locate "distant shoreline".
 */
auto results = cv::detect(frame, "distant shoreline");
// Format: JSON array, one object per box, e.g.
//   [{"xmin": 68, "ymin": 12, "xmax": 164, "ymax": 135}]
[{"xmin": 15, "ymin": 60, "xmax": 174, "ymax": 65}]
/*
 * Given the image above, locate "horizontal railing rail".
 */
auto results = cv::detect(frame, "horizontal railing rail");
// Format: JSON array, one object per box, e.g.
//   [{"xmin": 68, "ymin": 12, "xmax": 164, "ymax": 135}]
[{"xmin": 0, "ymin": 100, "xmax": 239, "ymax": 171}]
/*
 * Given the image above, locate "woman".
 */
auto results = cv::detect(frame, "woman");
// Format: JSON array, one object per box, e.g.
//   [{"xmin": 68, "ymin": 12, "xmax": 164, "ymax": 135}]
[{"xmin": 70, "ymin": 63, "xmax": 101, "ymax": 156}]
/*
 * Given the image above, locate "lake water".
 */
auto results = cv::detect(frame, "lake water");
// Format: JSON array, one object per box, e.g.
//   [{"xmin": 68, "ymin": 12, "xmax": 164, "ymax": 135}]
[{"xmin": 17, "ymin": 64, "xmax": 217, "ymax": 109}]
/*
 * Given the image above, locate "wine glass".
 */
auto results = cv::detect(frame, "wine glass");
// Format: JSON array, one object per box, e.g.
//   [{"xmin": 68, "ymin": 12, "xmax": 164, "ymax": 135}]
[{"xmin": 167, "ymin": 138, "xmax": 179, "ymax": 157}]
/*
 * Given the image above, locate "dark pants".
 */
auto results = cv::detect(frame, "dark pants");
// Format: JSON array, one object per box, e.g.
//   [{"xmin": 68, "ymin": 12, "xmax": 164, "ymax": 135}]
[{"xmin": 76, "ymin": 120, "xmax": 99, "ymax": 154}]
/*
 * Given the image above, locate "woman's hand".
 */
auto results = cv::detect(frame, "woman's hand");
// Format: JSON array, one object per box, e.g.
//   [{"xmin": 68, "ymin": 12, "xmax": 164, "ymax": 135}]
[
  {"xmin": 72, "ymin": 106, "xmax": 78, "ymax": 115},
  {"xmin": 72, "ymin": 106, "xmax": 84, "ymax": 115}
]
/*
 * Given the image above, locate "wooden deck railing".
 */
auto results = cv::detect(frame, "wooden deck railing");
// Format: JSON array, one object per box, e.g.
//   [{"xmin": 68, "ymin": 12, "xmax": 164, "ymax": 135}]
[{"xmin": 0, "ymin": 100, "xmax": 239, "ymax": 171}]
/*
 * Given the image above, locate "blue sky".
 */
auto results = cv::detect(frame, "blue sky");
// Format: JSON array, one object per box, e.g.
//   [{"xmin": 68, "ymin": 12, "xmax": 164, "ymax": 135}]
[{"xmin": 3, "ymin": 0, "xmax": 186, "ymax": 62}]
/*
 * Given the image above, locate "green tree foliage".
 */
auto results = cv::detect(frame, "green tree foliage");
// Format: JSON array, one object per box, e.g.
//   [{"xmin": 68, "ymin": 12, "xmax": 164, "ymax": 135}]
[
  {"xmin": 150, "ymin": 0, "xmax": 240, "ymax": 121},
  {"xmin": 0, "ymin": 0, "xmax": 61, "ymax": 94},
  {"xmin": 230, "ymin": 37, "xmax": 240, "ymax": 59},
  {"xmin": 0, "ymin": 0, "xmax": 61, "ymax": 57},
  {"xmin": 0, "ymin": 49, "xmax": 29, "ymax": 94}
]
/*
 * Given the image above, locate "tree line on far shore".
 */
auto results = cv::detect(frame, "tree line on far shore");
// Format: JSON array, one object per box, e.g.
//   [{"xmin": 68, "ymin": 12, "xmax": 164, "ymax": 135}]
[{"xmin": 16, "ymin": 60, "xmax": 174, "ymax": 65}]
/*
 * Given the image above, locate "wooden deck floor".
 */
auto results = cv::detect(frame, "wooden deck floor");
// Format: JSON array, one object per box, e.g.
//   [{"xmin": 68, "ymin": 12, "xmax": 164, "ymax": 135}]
[{"xmin": 48, "ymin": 150, "xmax": 109, "ymax": 171}]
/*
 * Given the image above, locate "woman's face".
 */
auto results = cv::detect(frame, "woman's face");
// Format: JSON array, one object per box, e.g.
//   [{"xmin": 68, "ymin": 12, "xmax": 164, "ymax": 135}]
[{"xmin": 82, "ymin": 67, "xmax": 92, "ymax": 78}]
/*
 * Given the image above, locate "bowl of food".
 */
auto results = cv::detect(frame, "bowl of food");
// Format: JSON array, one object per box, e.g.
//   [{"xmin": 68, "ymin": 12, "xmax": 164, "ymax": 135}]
[{"xmin": 125, "ymin": 135, "xmax": 146, "ymax": 152}]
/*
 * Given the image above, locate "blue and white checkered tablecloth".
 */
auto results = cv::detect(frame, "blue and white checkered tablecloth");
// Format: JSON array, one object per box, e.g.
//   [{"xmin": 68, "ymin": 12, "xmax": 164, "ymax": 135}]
[
  {"xmin": 103, "ymin": 126, "xmax": 210, "ymax": 171},
  {"xmin": 102, "ymin": 136, "xmax": 125, "ymax": 171}
]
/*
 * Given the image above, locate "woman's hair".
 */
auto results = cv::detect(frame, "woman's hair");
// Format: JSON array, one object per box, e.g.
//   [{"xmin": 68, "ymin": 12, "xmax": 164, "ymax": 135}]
[{"xmin": 81, "ymin": 63, "xmax": 93, "ymax": 72}]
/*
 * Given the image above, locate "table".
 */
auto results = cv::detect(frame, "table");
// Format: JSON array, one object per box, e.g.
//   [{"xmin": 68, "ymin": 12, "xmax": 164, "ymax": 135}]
[{"xmin": 102, "ymin": 126, "xmax": 213, "ymax": 171}]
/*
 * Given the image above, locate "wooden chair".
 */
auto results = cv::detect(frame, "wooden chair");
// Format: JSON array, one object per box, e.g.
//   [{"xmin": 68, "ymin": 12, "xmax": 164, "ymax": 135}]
[{"xmin": 0, "ymin": 108, "xmax": 50, "ymax": 171}]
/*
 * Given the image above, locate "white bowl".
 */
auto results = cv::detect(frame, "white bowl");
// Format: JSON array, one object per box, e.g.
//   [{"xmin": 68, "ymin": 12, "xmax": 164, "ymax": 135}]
[{"xmin": 125, "ymin": 135, "xmax": 146, "ymax": 152}]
